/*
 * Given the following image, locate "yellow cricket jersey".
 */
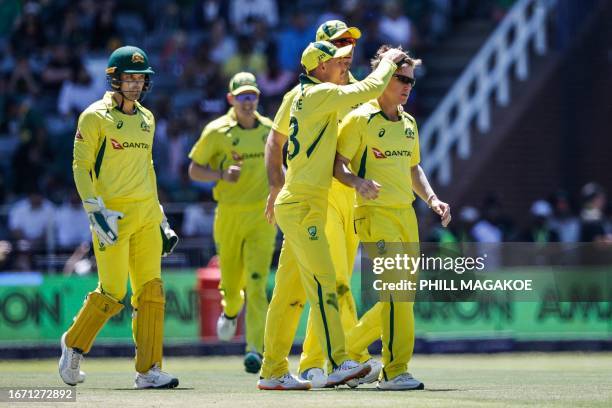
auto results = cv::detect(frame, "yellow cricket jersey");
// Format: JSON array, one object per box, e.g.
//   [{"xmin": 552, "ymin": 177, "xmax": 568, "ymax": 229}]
[
  {"xmin": 276, "ymin": 59, "xmax": 397, "ymax": 204},
  {"xmin": 189, "ymin": 108, "xmax": 272, "ymax": 206},
  {"xmin": 73, "ymin": 91, "xmax": 159, "ymax": 203},
  {"xmin": 337, "ymin": 99, "xmax": 420, "ymax": 208}
]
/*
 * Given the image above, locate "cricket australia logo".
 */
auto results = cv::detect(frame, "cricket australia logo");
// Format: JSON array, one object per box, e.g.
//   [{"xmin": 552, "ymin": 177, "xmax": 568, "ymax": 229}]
[
  {"xmin": 140, "ymin": 121, "xmax": 151, "ymax": 132},
  {"xmin": 131, "ymin": 52, "xmax": 145, "ymax": 64},
  {"xmin": 376, "ymin": 239, "xmax": 386, "ymax": 255},
  {"xmin": 232, "ymin": 137, "xmax": 240, "ymax": 146},
  {"xmin": 116, "ymin": 120, "xmax": 123, "ymax": 129},
  {"xmin": 308, "ymin": 226, "xmax": 318, "ymax": 241},
  {"xmin": 326, "ymin": 293, "xmax": 339, "ymax": 311},
  {"xmin": 405, "ymin": 127, "xmax": 415, "ymax": 139}
]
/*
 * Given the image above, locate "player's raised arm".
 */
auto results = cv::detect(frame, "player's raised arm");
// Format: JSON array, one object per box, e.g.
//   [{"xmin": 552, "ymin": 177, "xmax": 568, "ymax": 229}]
[{"xmin": 305, "ymin": 44, "xmax": 407, "ymax": 114}]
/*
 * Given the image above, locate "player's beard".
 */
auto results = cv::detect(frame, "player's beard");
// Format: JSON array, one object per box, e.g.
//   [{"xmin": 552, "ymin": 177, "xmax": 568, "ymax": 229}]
[
  {"xmin": 122, "ymin": 90, "xmax": 142, "ymax": 101},
  {"xmin": 340, "ymin": 70, "xmax": 350, "ymax": 84}
]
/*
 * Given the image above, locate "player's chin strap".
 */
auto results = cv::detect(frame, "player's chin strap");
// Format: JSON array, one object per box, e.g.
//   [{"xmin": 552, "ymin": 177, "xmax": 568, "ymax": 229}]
[{"xmin": 116, "ymin": 91, "xmax": 137, "ymax": 114}]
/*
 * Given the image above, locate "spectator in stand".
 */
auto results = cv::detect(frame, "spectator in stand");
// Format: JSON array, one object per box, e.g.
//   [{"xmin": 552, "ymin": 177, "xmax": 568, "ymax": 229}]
[
  {"xmin": 90, "ymin": 0, "xmax": 119, "ymax": 50},
  {"xmin": 222, "ymin": 35, "xmax": 266, "ymax": 78},
  {"xmin": 549, "ymin": 190, "xmax": 580, "ymax": 242},
  {"xmin": 10, "ymin": 2, "xmax": 46, "ymax": 56},
  {"xmin": 181, "ymin": 195, "xmax": 215, "ymax": 237},
  {"xmin": 579, "ymin": 182, "xmax": 612, "ymax": 242},
  {"xmin": 229, "ymin": 0, "xmax": 278, "ymax": 34},
  {"xmin": 9, "ymin": 185, "xmax": 55, "ymax": 247},
  {"xmin": 378, "ymin": 0, "xmax": 419, "ymax": 50},
  {"xmin": 189, "ymin": 0, "xmax": 229, "ymax": 29},
  {"xmin": 0, "ymin": 240, "xmax": 13, "ymax": 271},
  {"xmin": 257, "ymin": 43, "xmax": 294, "ymax": 115},
  {"xmin": 457, "ymin": 206, "xmax": 480, "ymax": 242},
  {"xmin": 519, "ymin": 200, "xmax": 559, "ymax": 243},
  {"xmin": 57, "ymin": 58, "xmax": 103, "ymax": 118},
  {"xmin": 40, "ymin": 43, "xmax": 75, "ymax": 98},
  {"xmin": 276, "ymin": 13, "xmax": 311, "ymax": 71},
  {"xmin": 55, "ymin": 190, "xmax": 91, "ymax": 249},
  {"xmin": 8, "ymin": 54, "xmax": 40, "ymax": 96},
  {"xmin": 208, "ymin": 20, "xmax": 237, "ymax": 65}
]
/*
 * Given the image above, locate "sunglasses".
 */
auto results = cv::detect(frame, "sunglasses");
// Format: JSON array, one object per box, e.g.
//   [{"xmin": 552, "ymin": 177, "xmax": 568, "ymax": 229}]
[
  {"xmin": 235, "ymin": 93, "xmax": 258, "ymax": 102},
  {"xmin": 331, "ymin": 37, "xmax": 356, "ymax": 47},
  {"xmin": 393, "ymin": 74, "xmax": 416, "ymax": 86}
]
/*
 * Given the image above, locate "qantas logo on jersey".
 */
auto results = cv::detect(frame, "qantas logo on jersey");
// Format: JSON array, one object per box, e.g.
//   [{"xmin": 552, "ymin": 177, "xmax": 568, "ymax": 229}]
[
  {"xmin": 75, "ymin": 130, "xmax": 84, "ymax": 141},
  {"xmin": 372, "ymin": 147, "xmax": 386, "ymax": 159},
  {"xmin": 110, "ymin": 138, "xmax": 150, "ymax": 150},
  {"xmin": 372, "ymin": 147, "xmax": 412, "ymax": 159},
  {"xmin": 231, "ymin": 150, "xmax": 264, "ymax": 160},
  {"xmin": 110, "ymin": 138, "xmax": 124, "ymax": 149}
]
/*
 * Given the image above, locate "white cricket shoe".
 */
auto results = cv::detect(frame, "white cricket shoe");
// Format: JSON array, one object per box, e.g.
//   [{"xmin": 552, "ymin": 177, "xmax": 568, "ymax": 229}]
[
  {"xmin": 134, "ymin": 364, "xmax": 179, "ymax": 389},
  {"xmin": 346, "ymin": 359, "xmax": 382, "ymax": 388},
  {"xmin": 377, "ymin": 372, "xmax": 424, "ymax": 390},
  {"xmin": 59, "ymin": 332, "xmax": 84, "ymax": 386},
  {"xmin": 299, "ymin": 367, "xmax": 327, "ymax": 388},
  {"xmin": 257, "ymin": 373, "xmax": 311, "ymax": 390},
  {"xmin": 216, "ymin": 314, "xmax": 237, "ymax": 341},
  {"xmin": 326, "ymin": 360, "xmax": 371, "ymax": 387}
]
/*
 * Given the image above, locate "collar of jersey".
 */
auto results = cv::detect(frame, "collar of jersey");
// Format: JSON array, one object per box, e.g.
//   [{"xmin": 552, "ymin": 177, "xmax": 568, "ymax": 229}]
[
  {"xmin": 365, "ymin": 99, "xmax": 410, "ymax": 122},
  {"xmin": 226, "ymin": 107, "xmax": 262, "ymax": 129},
  {"xmin": 298, "ymin": 71, "xmax": 358, "ymax": 88},
  {"xmin": 103, "ymin": 91, "xmax": 143, "ymax": 112}
]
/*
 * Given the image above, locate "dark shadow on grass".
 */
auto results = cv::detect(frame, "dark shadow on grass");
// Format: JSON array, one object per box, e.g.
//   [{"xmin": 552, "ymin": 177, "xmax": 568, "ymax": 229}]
[
  {"xmin": 110, "ymin": 387, "xmax": 194, "ymax": 391},
  {"xmin": 324, "ymin": 387, "xmax": 462, "ymax": 392}
]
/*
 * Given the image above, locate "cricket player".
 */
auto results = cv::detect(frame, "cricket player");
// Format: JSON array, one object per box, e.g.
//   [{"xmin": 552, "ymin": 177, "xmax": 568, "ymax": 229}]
[
  {"xmin": 188, "ymin": 72, "xmax": 276, "ymax": 374},
  {"xmin": 258, "ymin": 40, "xmax": 407, "ymax": 390},
  {"xmin": 59, "ymin": 45, "xmax": 179, "ymax": 389},
  {"xmin": 264, "ymin": 20, "xmax": 382, "ymax": 388},
  {"xmin": 334, "ymin": 45, "xmax": 451, "ymax": 390}
]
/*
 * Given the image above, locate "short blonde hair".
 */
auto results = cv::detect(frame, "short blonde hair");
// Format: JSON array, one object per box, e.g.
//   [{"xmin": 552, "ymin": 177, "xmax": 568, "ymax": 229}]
[{"xmin": 370, "ymin": 44, "xmax": 422, "ymax": 70}]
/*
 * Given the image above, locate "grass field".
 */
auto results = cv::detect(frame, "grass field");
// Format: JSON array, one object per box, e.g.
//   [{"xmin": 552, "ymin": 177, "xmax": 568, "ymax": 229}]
[{"xmin": 1, "ymin": 353, "xmax": 611, "ymax": 407}]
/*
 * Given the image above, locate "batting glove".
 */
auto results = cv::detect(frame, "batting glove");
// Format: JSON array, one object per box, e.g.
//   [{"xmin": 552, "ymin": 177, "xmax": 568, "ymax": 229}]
[
  {"xmin": 83, "ymin": 197, "xmax": 124, "ymax": 246},
  {"xmin": 160, "ymin": 206, "xmax": 179, "ymax": 257}
]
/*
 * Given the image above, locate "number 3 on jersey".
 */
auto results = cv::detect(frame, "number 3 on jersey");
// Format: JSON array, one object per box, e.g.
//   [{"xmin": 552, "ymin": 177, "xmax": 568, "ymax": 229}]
[{"xmin": 287, "ymin": 116, "xmax": 300, "ymax": 160}]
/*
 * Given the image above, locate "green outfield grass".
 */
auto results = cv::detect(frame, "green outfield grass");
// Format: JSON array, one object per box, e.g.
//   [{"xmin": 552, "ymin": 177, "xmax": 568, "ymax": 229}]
[{"xmin": 1, "ymin": 353, "xmax": 611, "ymax": 407}]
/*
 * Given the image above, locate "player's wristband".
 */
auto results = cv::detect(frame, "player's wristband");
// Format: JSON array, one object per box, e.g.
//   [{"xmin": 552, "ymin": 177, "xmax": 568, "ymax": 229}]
[{"xmin": 427, "ymin": 194, "xmax": 437, "ymax": 208}]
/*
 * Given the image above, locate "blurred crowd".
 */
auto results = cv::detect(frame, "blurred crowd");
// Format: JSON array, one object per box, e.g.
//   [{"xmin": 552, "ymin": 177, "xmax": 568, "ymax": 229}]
[
  {"xmin": 0, "ymin": 0, "xmax": 526, "ymax": 271},
  {"xmin": 428, "ymin": 182, "xmax": 612, "ymax": 245}
]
